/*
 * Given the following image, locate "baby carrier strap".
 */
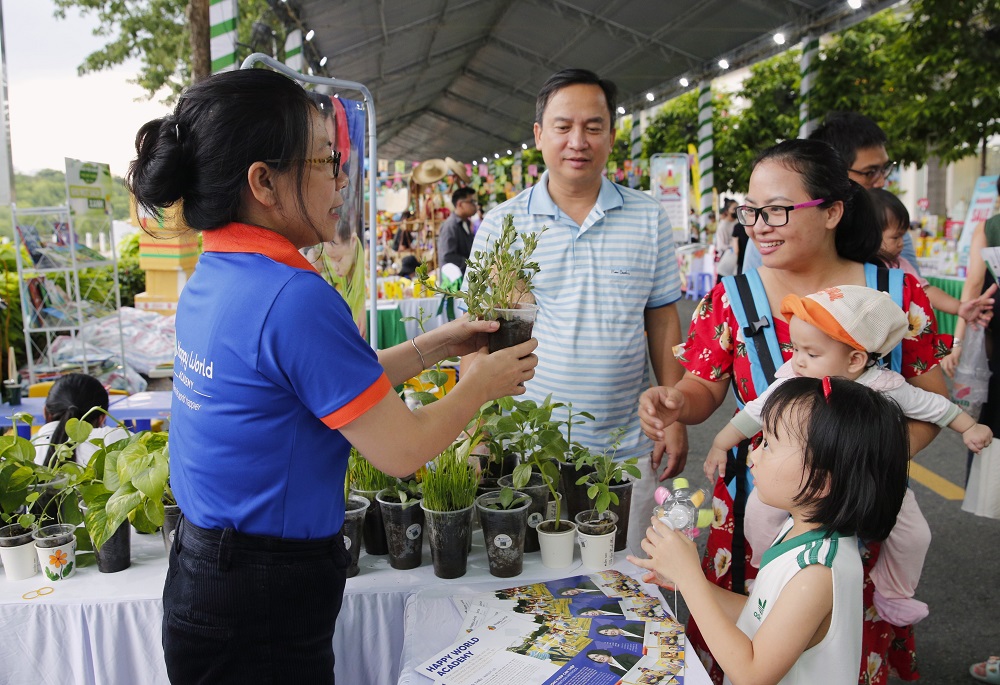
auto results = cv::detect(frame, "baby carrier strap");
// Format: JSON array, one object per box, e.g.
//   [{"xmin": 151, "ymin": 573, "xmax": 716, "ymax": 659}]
[{"xmin": 866, "ymin": 263, "xmax": 904, "ymax": 373}]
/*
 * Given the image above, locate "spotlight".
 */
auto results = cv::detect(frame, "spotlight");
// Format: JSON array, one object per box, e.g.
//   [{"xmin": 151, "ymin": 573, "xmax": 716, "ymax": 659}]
[
  {"xmin": 494, "ymin": 153, "xmax": 500, "ymax": 159},
  {"xmin": 305, "ymin": 29, "xmax": 315, "ymax": 41},
  {"xmin": 718, "ymin": 59, "xmax": 730, "ymax": 70},
  {"xmin": 774, "ymin": 33, "xmax": 785, "ymax": 45},
  {"xmin": 616, "ymin": 106, "xmax": 625, "ymax": 114},
  {"xmin": 848, "ymin": 0, "xmax": 862, "ymax": 8},
  {"xmin": 646, "ymin": 92, "xmax": 655, "ymax": 102},
  {"xmin": 482, "ymin": 157, "xmax": 488, "ymax": 163},
  {"xmin": 521, "ymin": 143, "xmax": 528, "ymax": 149},
  {"xmin": 506, "ymin": 149, "xmax": 512, "ymax": 155},
  {"xmin": 319, "ymin": 56, "xmax": 328, "ymax": 67},
  {"xmin": 679, "ymin": 77, "xmax": 689, "ymax": 87}
]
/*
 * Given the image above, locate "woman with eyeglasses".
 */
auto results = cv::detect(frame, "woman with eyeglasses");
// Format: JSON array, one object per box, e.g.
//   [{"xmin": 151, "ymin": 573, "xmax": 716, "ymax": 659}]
[
  {"xmin": 638, "ymin": 138, "xmax": 948, "ymax": 685},
  {"xmin": 127, "ymin": 68, "xmax": 538, "ymax": 684}
]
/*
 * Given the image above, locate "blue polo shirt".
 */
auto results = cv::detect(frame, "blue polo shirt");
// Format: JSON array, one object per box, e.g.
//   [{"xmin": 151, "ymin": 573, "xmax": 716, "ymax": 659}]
[
  {"xmin": 169, "ymin": 223, "xmax": 389, "ymax": 539},
  {"xmin": 472, "ymin": 173, "xmax": 682, "ymax": 461}
]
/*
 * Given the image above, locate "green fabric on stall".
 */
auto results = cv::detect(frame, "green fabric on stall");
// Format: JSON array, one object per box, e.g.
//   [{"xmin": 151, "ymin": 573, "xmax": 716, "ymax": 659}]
[
  {"xmin": 926, "ymin": 276, "xmax": 963, "ymax": 336},
  {"xmin": 366, "ymin": 306, "xmax": 408, "ymax": 350}
]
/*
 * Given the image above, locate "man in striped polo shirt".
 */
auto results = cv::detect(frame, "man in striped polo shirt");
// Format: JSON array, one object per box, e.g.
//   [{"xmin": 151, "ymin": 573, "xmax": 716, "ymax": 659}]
[{"xmin": 471, "ymin": 68, "xmax": 688, "ymax": 554}]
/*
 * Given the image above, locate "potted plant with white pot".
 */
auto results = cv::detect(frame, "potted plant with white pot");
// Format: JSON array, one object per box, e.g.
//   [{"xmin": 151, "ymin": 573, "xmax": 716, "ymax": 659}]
[{"xmin": 0, "ymin": 415, "xmax": 45, "ymax": 580}]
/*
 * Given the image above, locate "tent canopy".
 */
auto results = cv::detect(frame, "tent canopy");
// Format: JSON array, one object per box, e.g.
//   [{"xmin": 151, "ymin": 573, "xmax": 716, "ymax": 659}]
[{"xmin": 281, "ymin": 0, "xmax": 898, "ymax": 163}]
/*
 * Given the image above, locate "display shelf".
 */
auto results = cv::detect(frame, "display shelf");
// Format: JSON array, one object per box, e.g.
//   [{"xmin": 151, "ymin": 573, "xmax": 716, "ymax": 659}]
[{"xmin": 11, "ymin": 205, "xmax": 127, "ymax": 384}]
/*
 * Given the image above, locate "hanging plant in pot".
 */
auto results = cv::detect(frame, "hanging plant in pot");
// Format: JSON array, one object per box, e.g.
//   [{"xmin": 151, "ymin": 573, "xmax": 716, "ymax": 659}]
[
  {"xmin": 418, "ymin": 213, "xmax": 546, "ymax": 352},
  {"xmin": 475, "ymin": 486, "xmax": 531, "ymax": 578},
  {"xmin": 348, "ymin": 448, "xmax": 396, "ymax": 556},
  {"xmin": 376, "ymin": 478, "xmax": 424, "ymax": 570}
]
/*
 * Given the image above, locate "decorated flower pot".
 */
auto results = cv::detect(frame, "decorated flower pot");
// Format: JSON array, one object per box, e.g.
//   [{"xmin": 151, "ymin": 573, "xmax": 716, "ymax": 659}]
[
  {"xmin": 376, "ymin": 489, "xmax": 424, "ymax": 570},
  {"xmin": 536, "ymin": 519, "xmax": 577, "ymax": 569},
  {"xmin": 95, "ymin": 521, "xmax": 131, "ymax": 573},
  {"xmin": 475, "ymin": 491, "xmax": 530, "ymax": 578},
  {"xmin": 499, "ymin": 472, "xmax": 549, "ymax": 553},
  {"xmin": 32, "ymin": 524, "xmax": 77, "ymax": 581},
  {"xmin": 352, "ymin": 488, "xmax": 389, "ymax": 556},
  {"xmin": 422, "ymin": 502, "xmax": 474, "ymax": 579},
  {"xmin": 489, "ymin": 304, "xmax": 538, "ymax": 353},
  {"xmin": 161, "ymin": 504, "xmax": 182, "ymax": 553},
  {"xmin": 342, "ymin": 495, "xmax": 370, "ymax": 578},
  {"xmin": 0, "ymin": 524, "xmax": 38, "ymax": 581}
]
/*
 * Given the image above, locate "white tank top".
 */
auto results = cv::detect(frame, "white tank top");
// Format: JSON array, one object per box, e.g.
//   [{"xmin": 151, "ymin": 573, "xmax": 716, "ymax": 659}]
[{"xmin": 724, "ymin": 519, "xmax": 863, "ymax": 685}]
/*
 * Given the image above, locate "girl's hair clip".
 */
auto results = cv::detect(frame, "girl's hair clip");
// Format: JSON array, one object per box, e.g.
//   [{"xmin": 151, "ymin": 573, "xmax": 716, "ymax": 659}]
[{"xmin": 822, "ymin": 376, "xmax": 833, "ymax": 402}]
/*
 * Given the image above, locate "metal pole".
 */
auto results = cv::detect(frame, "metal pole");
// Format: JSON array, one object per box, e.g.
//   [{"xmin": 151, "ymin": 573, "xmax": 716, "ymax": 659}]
[{"xmin": 240, "ymin": 53, "xmax": 380, "ymax": 351}]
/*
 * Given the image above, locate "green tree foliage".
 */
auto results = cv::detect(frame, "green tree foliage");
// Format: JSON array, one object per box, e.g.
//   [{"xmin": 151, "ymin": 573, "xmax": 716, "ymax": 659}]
[
  {"xmin": 0, "ymin": 171, "xmax": 131, "ymax": 240},
  {"xmin": 52, "ymin": 0, "xmax": 284, "ymax": 103}
]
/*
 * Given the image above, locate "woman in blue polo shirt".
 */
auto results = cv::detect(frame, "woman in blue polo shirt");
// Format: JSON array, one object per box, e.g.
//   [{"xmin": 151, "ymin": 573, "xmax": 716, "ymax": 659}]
[{"xmin": 126, "ymin": 68, "xmax": 537, "ymax": 684}]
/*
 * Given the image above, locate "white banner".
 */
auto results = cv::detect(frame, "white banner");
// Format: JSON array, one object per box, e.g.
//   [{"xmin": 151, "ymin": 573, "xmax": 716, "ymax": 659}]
[{"xmin": 650, "ymin": 153, "xmax": 690, "ymax": 244}]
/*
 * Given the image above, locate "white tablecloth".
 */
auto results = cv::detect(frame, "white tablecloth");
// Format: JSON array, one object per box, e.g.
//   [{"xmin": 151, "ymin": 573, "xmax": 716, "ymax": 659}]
[{"xmin": 0, "ymin": 525, "xmax": 701, "ymax": 684}]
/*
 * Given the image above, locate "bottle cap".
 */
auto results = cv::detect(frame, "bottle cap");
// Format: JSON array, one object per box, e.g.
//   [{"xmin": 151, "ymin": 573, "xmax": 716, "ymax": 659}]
[
  {"xmin": 691, "ymin": 490, "xmax": 705, "ymax": 508},
  {"xmin": 653, "ymin": 486, "xmax": 671, "ymax": 505},
  {"xmin": 673, "ymin": 477, "xmax": 690, "ymax": 490},
  {"xmin": 696, "ymin": 509, "xmax": 714, "ymax": 528}
]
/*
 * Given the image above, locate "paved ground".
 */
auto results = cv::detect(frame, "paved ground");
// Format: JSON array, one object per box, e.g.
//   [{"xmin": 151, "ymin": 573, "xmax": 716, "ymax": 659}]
[{"xmin": 667, "ymin": 296, "xmax": 1000, "ymax": 685}]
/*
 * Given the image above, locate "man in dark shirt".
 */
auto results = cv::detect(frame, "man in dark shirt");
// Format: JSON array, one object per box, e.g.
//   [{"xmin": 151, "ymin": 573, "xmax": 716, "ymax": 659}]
[{"xmin": 437, "ymin": 187, "xmax": 478, "ymax": 273}]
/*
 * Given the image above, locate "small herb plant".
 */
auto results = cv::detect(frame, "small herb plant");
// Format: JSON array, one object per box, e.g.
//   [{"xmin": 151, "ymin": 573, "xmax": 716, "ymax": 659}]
[
  {"xmin": 481, "ymin": 487, "xmax": 529, "ymax": 511},
  {"xmin": 383, "ymin": 475, "xmax": 423, "ymax": 509},
  {"xmin": 574, "ymin": 428, "xmax": 641, "ymax": 515},
  {"xmin": 417, "ymin": 213, "xmax": 546, "ymax": 320}
]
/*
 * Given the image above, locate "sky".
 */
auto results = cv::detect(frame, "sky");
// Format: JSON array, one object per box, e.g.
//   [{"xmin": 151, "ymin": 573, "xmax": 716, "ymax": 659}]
[{"xmin": 3, "ymin": 0, "xmax": 171, "ymax": 177}]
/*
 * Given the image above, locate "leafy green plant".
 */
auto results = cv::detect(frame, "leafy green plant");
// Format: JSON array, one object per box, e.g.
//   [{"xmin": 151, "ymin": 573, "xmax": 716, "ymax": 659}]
[
  {"xmin": 574, "ymin": 428, "xmax": 641, "ymax": 515},
  {"xmin": 480, "ymin": 487, "xmax": 529, "ymax": 511},
  {"xmin": 382, "ymin": 476, "xmax": 423, "ymax": 509},
  {"xmin": 416, "ymin": 213, "xmax": 545, "ymax": 320}
]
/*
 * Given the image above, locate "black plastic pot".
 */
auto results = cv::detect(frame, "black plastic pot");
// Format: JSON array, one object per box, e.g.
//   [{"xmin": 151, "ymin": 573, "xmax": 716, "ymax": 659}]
[
  {"xmin": 475, "ymin": 491, "xmax": 530, "ymax": 578},
  {"xmin": 498, "ymin": 473, "xmax": 549, "ymax": 554},
  {"xmin": 422, "ymin": 503, "xmax": 473, "ymax": 579},
  {"xmin": 161, "ymin": 504, "xmax": 181, "ymax": 553},
  {"xmin": 95, "ymin": 521, "xmax": 131, "ymax": 573},
  {"xmin": 377, "ymin": 489, "xmax": 424, "ymax": 570},
  {"xmin": 559, "ymin": 462, "xmax": 596, "ymax": 521},
  {"xmin": 353, "ymin": 488, "xmax": 389, "ymax": 556},
  {"xmin": 488, "ymin": 306, "xmax": 538, "ymax": 353},
  {"xmin": 342, "ymin": 495, "xmax": 370, "ymax": 578},
  {"xmin": 607, "ymin": 479, "xmax": 633, "ymax": 552}
]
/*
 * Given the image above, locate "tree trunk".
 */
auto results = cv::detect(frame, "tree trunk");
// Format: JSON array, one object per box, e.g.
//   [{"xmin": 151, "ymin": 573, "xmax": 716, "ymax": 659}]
[
  {"xmin": 187, "ymin": 0, "xmax": 211, "ymax": 83},
  {"xmin": 926, "ymin": 154, "xmax": 947, "ymax": 222}
]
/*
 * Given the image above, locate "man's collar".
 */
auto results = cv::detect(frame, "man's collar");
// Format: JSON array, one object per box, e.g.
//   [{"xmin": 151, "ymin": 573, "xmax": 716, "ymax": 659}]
[
  {"xmin": 527, "ymin": 171, "xmax": 625, "ymax": 218},
  {"xmin": 201, "ymin": 222, "xmax": 318, "ymax": 272}
]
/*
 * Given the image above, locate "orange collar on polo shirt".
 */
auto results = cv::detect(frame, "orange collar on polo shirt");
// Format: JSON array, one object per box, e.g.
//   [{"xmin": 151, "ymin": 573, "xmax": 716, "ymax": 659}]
[{"xmin": 201, "ymin": 222, "xmax": 318, "ymax": 273}]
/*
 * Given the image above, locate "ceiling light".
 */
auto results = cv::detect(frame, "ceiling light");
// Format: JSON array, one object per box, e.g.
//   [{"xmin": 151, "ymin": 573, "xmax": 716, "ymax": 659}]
[
  {"xmin": 848, "ymin": 0, "xmax": 862, "ymax": 7},
  {"xmin": 319, "ymin": 56, "xmax": 328, "ymax": 67},
  {"xmin": 521, "ymin": 143, "xmax": 528, "ymax": 149},
  {"xmin": 718, "ymin": 59, "xmax": 730, "ymax": 70},
  {"xmin": 494, "ymin": 153, "xmax": 500, "ymax": 159},
  {"xmin": 472, "ymin": 160, "xmax": 478, "ymax": 166},
  {"xmin": 616, "ymin": 106, "xmax": 626, "ymax": 114},
  {"xmin": 679, "ymin": 77, "xmax": 689, "ymax": 88},
  {"xmin": 774, "ymin": 33, "xmax": 785, "ymax": 45},
  {"xmin": 305, "ymin": 29, "xmax": 315, "ymax": 42},
  {"xmin": 482, "ymin": 157, "xmax": 488, "ymax": 163},
  {"xmin": 646, "ymin": 92, "xmax": 655, "ymax": 102},
  {"xmin": 506, "ymin": 149, "xmax": 512, "ymax": 155},
  {"xmin": 307, "ymin": 67, "xmax": 314, "ymax": 76}
]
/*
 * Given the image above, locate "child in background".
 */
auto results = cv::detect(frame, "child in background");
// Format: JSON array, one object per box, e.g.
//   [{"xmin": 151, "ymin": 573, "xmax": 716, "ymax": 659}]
[
  {"xmin": 703, "ymin": 285, "xmax": 992, "ymax": 626},
  {"xmin": 33, "ymin": 373, "xmax": 130, "ymax": 468},
  {"xmin": 630, "ymin": 377, "xmax": 910, "ymax": 685},
  {"xmin": 870, "ymin": 188, "xmax": 997, "ymax": 326}
]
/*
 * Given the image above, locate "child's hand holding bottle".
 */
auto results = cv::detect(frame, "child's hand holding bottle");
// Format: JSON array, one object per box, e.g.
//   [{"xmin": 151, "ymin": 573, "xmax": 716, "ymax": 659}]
[{"xmin": 628, "ymin": 517, "xmax": 705, "ymax": 592}]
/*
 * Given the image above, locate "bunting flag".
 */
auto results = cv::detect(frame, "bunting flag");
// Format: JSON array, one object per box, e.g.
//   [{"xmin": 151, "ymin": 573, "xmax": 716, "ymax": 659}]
[
  {"xmin": 697, "ymin": 81, "xmax": 714, "ymax": 230},
  {"xmin": 210, "ymin": 0, "xmax": 238, "ymax": 74},
  {"xmin": 798, "ymin": 34, "xmax": 820, "ymax": 138},
  {"xmin": 629, "ymin": 117, "xmax": 643, "ymax": 189},
  {"xmin": 285, "ymin": 28, "xmax": 303, "ymax": 72}
]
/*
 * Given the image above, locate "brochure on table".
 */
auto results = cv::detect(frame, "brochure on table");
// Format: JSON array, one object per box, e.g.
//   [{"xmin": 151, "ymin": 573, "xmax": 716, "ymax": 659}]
[{"xmin": 419, "ymin": 570, "xmax": 686, "ymax": 685}]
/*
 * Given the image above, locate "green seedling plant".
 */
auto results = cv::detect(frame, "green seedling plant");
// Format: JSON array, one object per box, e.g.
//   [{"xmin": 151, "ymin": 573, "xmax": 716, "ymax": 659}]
[
  {"xmin": 0, "ymin": 412, "xmax": 48, "ymax": 529},
  {"xmin": 481, "ymin": 486, "xmax": 529, "ymax": 511},
  {"xmin": 574, "ymin": 427, "xmax": 641, "ymax": 516},
  {"xmin": 385, "ymin": 475, "xmax": 423, "ymax": 510},
  {"xmin": 421, "ymin": 441, "xmax": 480, "ymax": 513},
  {"xmin": 416, "ymin": 213, "xmax": 546, "ymax": 320},
  {"xmin": 348, "ymin": 447, "xmax": 398, "ymax": 494}
]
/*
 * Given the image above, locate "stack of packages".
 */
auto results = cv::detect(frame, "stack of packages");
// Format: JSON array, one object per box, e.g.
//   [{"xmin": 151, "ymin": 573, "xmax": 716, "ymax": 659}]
[{"xmin": 418, "ymin": 570, "xmax": 686, "ymax": 685}]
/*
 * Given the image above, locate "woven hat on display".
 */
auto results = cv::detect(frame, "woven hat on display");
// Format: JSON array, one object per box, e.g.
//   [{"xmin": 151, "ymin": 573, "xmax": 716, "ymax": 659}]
[
  {"xmin": 445, "ymin": 157, "xmax": 470, "ymax": 183},
  {"xmin": 412, "ymin": 159, "xmax": 448, "ymax": 185},
  {"xmin": 779, "ymin": 285, "xmax": 909, "ymax": 359}
]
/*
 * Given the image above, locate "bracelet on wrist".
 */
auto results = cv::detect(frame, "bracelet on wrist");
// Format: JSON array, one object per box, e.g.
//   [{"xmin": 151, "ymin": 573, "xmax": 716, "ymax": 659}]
[
  {"xmin": 952, "ymin": 338, "xmax": 963, "ymax": 349},
  {"xmin": 410, "ymin": 338, "xmax": 428, "ymax": 368}
]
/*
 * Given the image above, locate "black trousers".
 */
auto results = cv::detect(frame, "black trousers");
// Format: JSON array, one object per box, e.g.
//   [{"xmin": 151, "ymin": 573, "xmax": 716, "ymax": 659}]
[{"xmin": 162, "ymin": 517, "xmax": 351, "ymax": 684}]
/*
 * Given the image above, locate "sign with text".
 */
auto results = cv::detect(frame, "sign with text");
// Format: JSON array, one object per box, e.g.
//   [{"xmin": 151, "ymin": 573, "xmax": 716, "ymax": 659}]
[
  {"xmin": 959, "ymin": 175, "xmax": 999, "ymax": 264},
  {"xmin": 650, "ymin": 153, "xmax": 690, "ymax": 244},
  {"xmin": 65, "ymin": 158, "xmax": 114, "ymax": 246}
]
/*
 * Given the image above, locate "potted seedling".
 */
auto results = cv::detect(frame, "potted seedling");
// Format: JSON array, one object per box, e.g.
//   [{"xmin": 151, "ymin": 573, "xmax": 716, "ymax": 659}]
[
  {"xmin": 574, "ymin": 429, "xmax": 640, "ymax": 563},
  {"xmin": 348, "ymin": 448, "xmax": 397, "ymax": 556},
  {"xmin": 418, "ymin": 213, "xmax": 545, "ymax": 352},
  {"xmin": 0, "ymin": 419, "xmax": 44, "ymax": 579},
  {"xmin": 376, "ymin": 477, "xmax": 424, "ymax": 570},
  {"xmin": 475, "ymin": 486, "xmax": 531, "ymax": 578},
  {"xmin": 342, "ymin": 475, "xmax": 369, "ymax": 578},
  {"xmin": 421, "ymin": 439, "xmax": 481, "ymax": 579},
  {"xmin": 557, "ymin": 403, "xmax": 598, "ymax": 520}
]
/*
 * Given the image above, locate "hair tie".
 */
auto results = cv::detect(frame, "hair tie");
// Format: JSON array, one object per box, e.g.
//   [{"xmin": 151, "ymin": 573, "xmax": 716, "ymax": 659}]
[{"xmin": 822, "ymin": 377, "xmax": 833, "ymax": 402}]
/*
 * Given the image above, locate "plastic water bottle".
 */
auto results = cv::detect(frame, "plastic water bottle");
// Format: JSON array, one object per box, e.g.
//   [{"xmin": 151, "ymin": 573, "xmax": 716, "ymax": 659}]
[{"xmin": 653, "ymin": 477, "xmax": 713, "ymax": 538}]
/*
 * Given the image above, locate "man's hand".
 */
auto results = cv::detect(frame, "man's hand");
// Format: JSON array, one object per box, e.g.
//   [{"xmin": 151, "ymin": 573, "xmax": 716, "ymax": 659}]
[{"xmin": 651, "ymin": 423, "xmax": 688, "ymax": 481}]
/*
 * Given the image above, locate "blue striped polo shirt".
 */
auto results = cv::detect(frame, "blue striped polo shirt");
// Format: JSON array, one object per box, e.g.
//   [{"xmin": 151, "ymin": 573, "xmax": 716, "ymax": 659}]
[{"xmin": 472, "ymin": 172, "xmax": 682, "ymax": 461}]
